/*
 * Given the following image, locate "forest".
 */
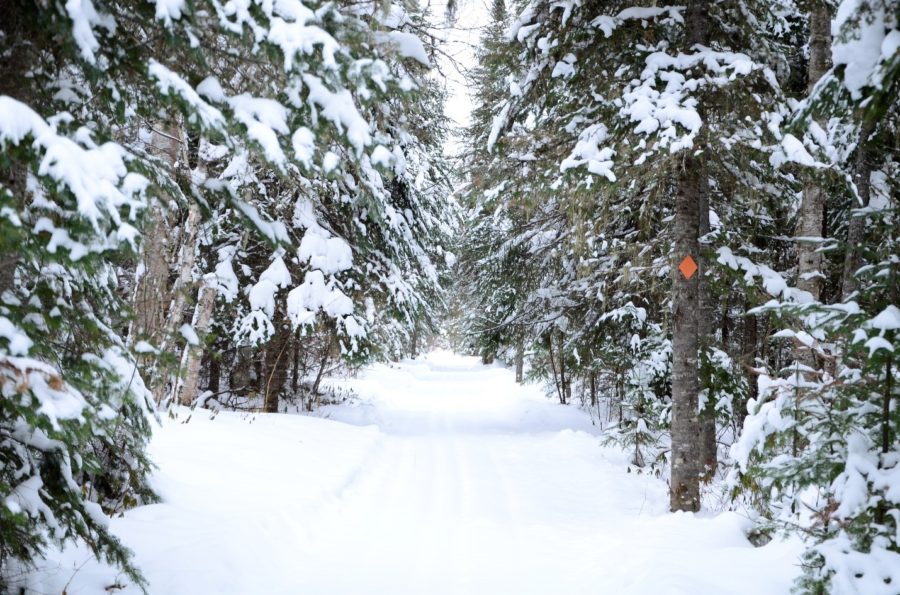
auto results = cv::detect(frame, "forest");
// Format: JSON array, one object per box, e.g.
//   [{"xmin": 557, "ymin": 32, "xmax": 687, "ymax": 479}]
[{"xmin": 0, "ymin": 0, "xmax": 898, "ymax": 593}]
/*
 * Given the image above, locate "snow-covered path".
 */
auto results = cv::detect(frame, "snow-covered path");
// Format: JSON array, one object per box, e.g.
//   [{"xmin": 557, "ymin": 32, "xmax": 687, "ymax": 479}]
[{"xmin": 42, "ymin": 351, "xmax": 801, "ymax": 594}]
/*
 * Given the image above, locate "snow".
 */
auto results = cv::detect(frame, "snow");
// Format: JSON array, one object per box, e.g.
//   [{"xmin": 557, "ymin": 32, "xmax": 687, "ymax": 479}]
[
  {"xmin": 832, "ymin": 0, "xmax": 897, "ymax": 99},
  {"xmin": 30, "ymin": 351, "xmax": 803, "ymax": 594},
  {"xmin": 591, "ymin": 6, "xmax": 685, "ymax": 38},
  {"xmin": 370, "ymin": 144, "xmax": 393, "ymax": 167},
  {"xmin": 561, "ymin": 123, "xmax": 616, "ymax": 182},
  {"xmin": 551, "ymin": 55, "xmax": 576, "ymax": 79},
  {"xmin": 818, "ymin": 532, "xmax": 900, "ymax": 595},
  {"xmin": 864, "ymin": 335, "xmax": 893, "ymax": 356},
  {"xmin": 303, "ymin": 74, "xmax": 372, "ymax": 154},
  {"xmin": 378, "ymin": 31, "xmax": 431, "ymax": 67},
  {"xmin": 487, "ymin": 102, "xmax": 511, "ymax": 153},
  {"xmin": 286, "ymin": 270, "xmax": 354, "ymax": 325},
  {"xmin": 868, "ymin": 305, "xmax": 900, "ymax": 331},
  {"xmin": 179, "ymin": 323, "xmax": 200, "ymax": 346},
  {"xmin": 0, "ymin": 315, "xmax": 34, "ymax": 355},
  {"xmin": 231, "ymin": 198, "xmax": 291, "ymax": 244},
  {"xmin": 716, "ymin": 247, "xmax": 791, "ymax": 300},
  {"xmin": 291, "ymin": 126, "xmax": 316, "ymax": 167},
  {"xmin": 5, "ymin": 476, "xmax": 57, "ymax": 528},
  {"xmin": 64, "ymin": 0, "xmax": 115, "ymax": 64},
  {"xmin": 228, "ymin": 93, "xmax": 290, "ymax": 164},
  {"xmin": 267, "ymin": 16, "xmax": 340, "ymax": 71},
  {"xmin": 147, "ymin": 61, "xmax": 224, "ymax": 131},
  {"xmin": 772, "ymin": 134, "xmax": 819, "ymax": 167},
  {"xmin": 152, "ymin": 0, "xmax": 185, "ymax": 26},
  {"xmin": 0, "ymin": 96, "xmax": 147, "ymax": 234},
  {"xmin": 248, "ymin": 255, "xmax": 292, "ymax": 318},
  {"xmin": 213, "ymin": 246, "xmax": 240, "ymax": 302},
  {"xmin": 298, "ymin": 230, "xmax": 353, "ymax": 274},
  {"xmin": 558, "ymin": 44, "xmax": 759, "ymax": 180}
]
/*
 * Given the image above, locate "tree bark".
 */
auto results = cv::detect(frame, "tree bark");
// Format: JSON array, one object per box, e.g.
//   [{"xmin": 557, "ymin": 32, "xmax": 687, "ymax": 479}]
[
  {"xmin": 671, "ymin": 151, "xmax": 703, "ymax": 512},
  {"xmin": 795, "ymin": 6, "xmax": 831, "ymax": 302},
  {"xmin": 515, "ymin": 334, "xmax": 524, "ymax": 383},
  {"xmin": 291, "ymin": 331, "xmax": 301, "ymax": 394},
  {"xmin": 738, "ymin": 303, "xmax": 758, "ymax": 429},
  {"xmin": 263, "ymin": 313, "xmax": 290, "ymax": 414},
  {"xmin": 546, "ymin": 332, "xmax": 564, "ymax": 405},
  {"xmin": 558, "ymin": 333, "xmax": 569, "ymax": 405},
  {"xmin": 841, "ymin": 120, "xmax": 875, "ymax": 300},
  {"xmin": 131, "ymin": 122, "xmax": 182, "ymax": 403},
  {"xmin": 791, "ymin": 5, "xmax": 832, "ymax": 379},
  {"xmin": 175, "ymin": 279, "xmax": 216, "ymax": 406},
  {"xmin": 207, "ymin": 350, "xmax": 220, "ymax": 397},
  {"xmin": 310, "ymin": 336, "xmax": 333, "ymax": 408},
  {"xmin": 697, "ymin": 157, "xmax": 716, "ymax": 480},
  {"xmin": 670, "ymin": 0, "xmax": 707, "ymax": 513}
]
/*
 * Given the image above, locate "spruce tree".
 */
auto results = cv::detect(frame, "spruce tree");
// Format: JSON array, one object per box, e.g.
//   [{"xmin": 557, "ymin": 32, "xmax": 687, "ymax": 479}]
[{"xmin": 1, "ymin": 0, "xmax": 455, "ymax": 586}]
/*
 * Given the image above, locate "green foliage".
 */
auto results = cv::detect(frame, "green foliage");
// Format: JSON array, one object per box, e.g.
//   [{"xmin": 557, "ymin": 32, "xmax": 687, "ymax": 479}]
[{"xmin": 1, "ymin": 0, "xmax": 457, "ymax": 588}]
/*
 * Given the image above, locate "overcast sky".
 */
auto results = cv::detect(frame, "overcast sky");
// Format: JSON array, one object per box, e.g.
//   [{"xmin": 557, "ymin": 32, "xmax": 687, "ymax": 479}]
[{"xmin": 424, "ymin": 0, "xmax": 493, "ymax": 154}]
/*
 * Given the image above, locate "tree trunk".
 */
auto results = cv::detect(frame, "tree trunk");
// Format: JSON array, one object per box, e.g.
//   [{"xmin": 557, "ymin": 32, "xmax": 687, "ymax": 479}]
[
  {"xmin": 670, "ymin": 0, "xmax": 707, "ymax": 513},
  {"xmin": 558, "ymin": 333, "xmax": 568, "ymax": 405},
  {"xmin": 131, "ymin": 121, "xmax": 183, "ymax": 404},
  {"xmin": 158, "ymin": 201, "xmax": 204, "ymax": 402},
  {"xmin": 291, "ymin": 331, "xmax": 301, "ymax": 394},
  {"xmin": 841, "ymin": 120, "xmax": 875, "ymax": 300},
  {"xmin": 795, "ymin": 5, "xmax": 831, "ymax": 304},
  {"xmin": 697, "ymin": 156, "xmax": 716, "ymax": 480},
  {"xmin": 410, "ymin": 320, "xmax": 419, "ymax": 359},
  {"xmin": 207, "ymin": 350, "xmax": 220, "ymax": 397},
  {"xmin": 175, "ymin": 280, "xmax": 216, "ymax": 406},
  {"xmin": 738, "ymin": 303, "xmax": 758, "ymax": 429},
  {"xmin": 546, "ymin": 332, "xmax": 564, "ymax": 404},
  {"xmin": 310, "ymin": 337, "xmax": 332, "ymax": 408},
  {"xmin": 515, "ymin": 334, "xmax": 524, "ymax": 383},
  {"xmin": 792, "ymin": 5, "xmax": 831, "ymax": 375},
  {"xmin": 671, "ymin": 151, "xmax": 703, "ymax": 512},
  {"xmin": 263, "ymin": 307, "xmax": 290, "ymax": 413}
]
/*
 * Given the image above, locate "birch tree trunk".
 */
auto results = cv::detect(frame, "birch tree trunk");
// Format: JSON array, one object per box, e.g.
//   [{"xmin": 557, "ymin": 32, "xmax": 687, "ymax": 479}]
[
  {"xmin": 795, "ymin": 6, "xmax": 831, "ymax": 303},
  {"xmin": 131, "ymin": 122, "xmax": 182, "ymax": 403},
  {"xmin": 131, "ymin": 123, "xmax": 209, "ymax": 405},
  {"xmin": 152, "ymin": 200, "xmax": 203, "ymax": 405},
  {"xmin": 175, "ymin": 279, "xmax": 216, "ymax": 406}
]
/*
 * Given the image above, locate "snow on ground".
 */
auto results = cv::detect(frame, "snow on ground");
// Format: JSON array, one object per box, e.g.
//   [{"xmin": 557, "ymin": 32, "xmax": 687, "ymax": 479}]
[{"xmin": 28, "ymin": 350, "xmax": 802, "ymax": 594}]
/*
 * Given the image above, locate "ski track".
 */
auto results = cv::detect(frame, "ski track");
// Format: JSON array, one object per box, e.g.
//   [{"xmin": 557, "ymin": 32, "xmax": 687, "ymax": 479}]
[{"xmin": 38, "ymin": 350, "xmax": 803, "ymax": 595}]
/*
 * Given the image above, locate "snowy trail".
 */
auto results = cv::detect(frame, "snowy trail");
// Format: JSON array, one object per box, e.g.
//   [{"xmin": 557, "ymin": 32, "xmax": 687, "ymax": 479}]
[{"xmin": 42, "ymin": 351, "xmax": 801, "ymax": 594}]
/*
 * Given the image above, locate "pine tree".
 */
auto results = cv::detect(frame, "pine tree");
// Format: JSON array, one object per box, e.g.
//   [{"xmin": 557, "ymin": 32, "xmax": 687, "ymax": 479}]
[
  {"xmin": 1, "ymin": 0, "xmax": 455, "ymax": 586},
  {"xmin": 731, "ymin": 1, "xmax": 899, "ymax": 590},
  {"xmin": 467, "ymin": 0, "xmax": 801, "ymax": 507}
]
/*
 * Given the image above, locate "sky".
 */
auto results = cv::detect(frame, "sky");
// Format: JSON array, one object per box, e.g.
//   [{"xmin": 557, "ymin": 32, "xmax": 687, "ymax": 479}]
[{"xmin": 423, "ymin": 0, "xmax": 493, "ymax": 154}]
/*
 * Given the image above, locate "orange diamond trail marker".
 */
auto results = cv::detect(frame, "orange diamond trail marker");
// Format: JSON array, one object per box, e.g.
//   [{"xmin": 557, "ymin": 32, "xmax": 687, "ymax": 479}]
[{"xmin": 679, "ymin": 255, "xmax": 698, "ymax": 279}]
